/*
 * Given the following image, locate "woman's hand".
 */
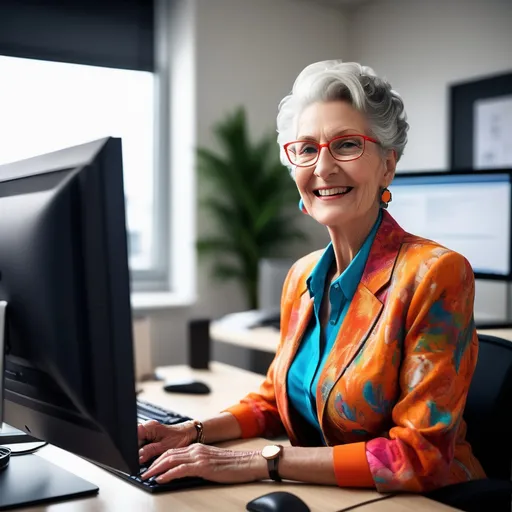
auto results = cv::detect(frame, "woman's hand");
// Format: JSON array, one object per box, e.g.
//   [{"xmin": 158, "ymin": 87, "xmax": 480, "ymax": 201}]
[
  {"xmin": 140, "ymin": 444, "xmax": 267, "ymax": 484},
  {"xmin": 138, "ymin": 420, "xmax": 196, "ymax": 464}
]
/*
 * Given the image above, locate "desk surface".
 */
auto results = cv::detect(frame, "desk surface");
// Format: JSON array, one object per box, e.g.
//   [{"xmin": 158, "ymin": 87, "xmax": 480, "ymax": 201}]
[
  {"xmin": 16, "ymin": 363, "xmax": 454, "ymax": 512},
  {"xmin": 211, "ymin": 322, "xmax": 280, "ymax": 353}
]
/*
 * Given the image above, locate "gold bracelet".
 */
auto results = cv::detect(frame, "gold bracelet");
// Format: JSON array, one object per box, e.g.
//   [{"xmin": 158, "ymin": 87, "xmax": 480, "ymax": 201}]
[{"xmin": 191, "ymin": 420, "xmax": 205, "ymax": 443}]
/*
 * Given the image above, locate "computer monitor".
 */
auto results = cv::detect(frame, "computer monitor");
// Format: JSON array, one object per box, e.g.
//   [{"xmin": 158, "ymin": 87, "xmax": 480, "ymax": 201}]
[
  {"xmin": 388, "ymin": 170, "xmax": 512, "ymax": 280},
  {"xmin": 0, "ymin": 138, "xmax": 139, "ymax": 497}
]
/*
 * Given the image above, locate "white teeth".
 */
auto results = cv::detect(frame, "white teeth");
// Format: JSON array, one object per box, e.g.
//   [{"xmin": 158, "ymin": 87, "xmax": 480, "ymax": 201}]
[{"xmin": 318, "ymin": 187, "xmax": 349, "ymax": 196}]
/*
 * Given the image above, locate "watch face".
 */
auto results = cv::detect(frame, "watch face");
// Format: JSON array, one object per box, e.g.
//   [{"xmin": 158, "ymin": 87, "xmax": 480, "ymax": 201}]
[{"xmin": 262, "ymin": 445, "xmax": 281, "ymax": 459}]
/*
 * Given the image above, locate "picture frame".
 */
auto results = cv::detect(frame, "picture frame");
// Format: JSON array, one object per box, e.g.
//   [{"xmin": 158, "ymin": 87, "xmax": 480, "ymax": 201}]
[{"xmin": 449, "ymin": 71, "xmax": 512, "ymax": 170}]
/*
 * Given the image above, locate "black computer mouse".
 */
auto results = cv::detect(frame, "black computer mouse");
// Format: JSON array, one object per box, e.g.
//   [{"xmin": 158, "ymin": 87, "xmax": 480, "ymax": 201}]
[
  {"xmin": 163, "ymin": 379, "xmax": 211, "ymax": 395},
  {"xmin": 246, "ymin": 491, "xmax": 311, "ymax": 512}
]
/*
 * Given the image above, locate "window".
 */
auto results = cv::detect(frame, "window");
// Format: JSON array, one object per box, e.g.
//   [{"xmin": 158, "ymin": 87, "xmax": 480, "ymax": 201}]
[{"xmin": 0, "ymin": 55, "xmax": 166, "ymax": 286}]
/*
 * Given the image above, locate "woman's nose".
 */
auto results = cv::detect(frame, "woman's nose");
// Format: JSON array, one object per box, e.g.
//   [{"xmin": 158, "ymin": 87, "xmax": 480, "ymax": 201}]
[{"xmin": 314, "ymin": 147, "xmax": 339, "ymax": 178}]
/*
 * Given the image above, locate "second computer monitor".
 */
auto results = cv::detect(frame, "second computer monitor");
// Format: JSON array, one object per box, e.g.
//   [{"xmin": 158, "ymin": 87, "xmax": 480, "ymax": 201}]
[{"xmin": 388, "ymin": 171, "xmax": 512, "ymax": 280}]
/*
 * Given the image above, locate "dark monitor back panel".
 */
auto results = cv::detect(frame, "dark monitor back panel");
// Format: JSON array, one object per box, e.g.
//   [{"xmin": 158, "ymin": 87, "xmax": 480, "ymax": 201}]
[
  {"xmin": 0, "ymin": 138, "xmax": 139, "ymax": 475},
  {"xmin": 0, "ymin": 169, "xmax": 93, "ymax": 408}
]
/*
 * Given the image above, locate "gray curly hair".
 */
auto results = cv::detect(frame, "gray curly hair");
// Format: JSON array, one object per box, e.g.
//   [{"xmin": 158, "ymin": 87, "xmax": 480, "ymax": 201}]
[{"xmin": 277, "ymin": 60, "xmax": 409, "ymax": 175}]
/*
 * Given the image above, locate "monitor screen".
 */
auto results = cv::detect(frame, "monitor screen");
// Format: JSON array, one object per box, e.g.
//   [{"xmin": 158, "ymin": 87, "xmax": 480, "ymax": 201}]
[{"xmin": 388, "ymin": 172, "xmax": 512, "ymax": 279}]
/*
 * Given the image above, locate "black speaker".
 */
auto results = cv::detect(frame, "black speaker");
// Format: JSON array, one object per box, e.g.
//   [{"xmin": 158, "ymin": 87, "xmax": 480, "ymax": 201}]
[{"xmin": 188, "ymin": 319, "xmax": 210, "ymax": 369}]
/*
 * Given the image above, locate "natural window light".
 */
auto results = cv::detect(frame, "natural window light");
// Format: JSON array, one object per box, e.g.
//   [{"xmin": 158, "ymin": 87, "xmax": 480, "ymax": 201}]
[{"xmin": 0, "ymin": 55, "xmax": 156, "ymax": 273}]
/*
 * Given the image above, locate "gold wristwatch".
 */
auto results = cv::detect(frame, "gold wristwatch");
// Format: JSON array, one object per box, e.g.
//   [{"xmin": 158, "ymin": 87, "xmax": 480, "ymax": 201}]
[{"xmin": 261, "ymin": 444, "xmax": 283, "ymax": 482}]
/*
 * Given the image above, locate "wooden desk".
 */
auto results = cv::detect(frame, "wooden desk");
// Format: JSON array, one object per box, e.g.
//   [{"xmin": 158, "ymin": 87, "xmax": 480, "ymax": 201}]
[
  {"xmin": 18, "ymin": 363, "xmax": 455, "ymax": 512},
  {"xmin": 210, "ymin": 323, "xmax": 279, "ymax": 374},
  {"xmin": 210, "ymin": 323, "xmax": 279, "ymax": 354}
]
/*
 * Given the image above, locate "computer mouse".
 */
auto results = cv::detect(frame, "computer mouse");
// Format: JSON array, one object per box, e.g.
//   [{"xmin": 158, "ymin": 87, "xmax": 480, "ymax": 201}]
[
  {"xmin": 163, "ymin": 379, "xmax": 211, "ymax": 395},
  {"xmin": 246, "ymin": 491, "xmax": 311, "ymax": 512}
]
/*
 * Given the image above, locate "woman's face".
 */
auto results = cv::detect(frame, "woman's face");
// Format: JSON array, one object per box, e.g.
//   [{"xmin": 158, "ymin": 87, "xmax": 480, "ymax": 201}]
[{"xmin": 293, "ymin": 100, "xmax": 396, "ymax": 229}]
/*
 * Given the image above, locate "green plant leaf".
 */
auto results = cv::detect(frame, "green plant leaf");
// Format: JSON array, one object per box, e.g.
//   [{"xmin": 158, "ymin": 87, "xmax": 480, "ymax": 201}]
[
  {"xmin": 196, "ymin": 106, "xmax": 307, "ymax": 309},
  {"xmin": 212, "ymin": 263, "xmax": 245, "ymax": 281},
  {"xmin": 196, "ymin": 236, "xmax": 237, "ymax": 257}
]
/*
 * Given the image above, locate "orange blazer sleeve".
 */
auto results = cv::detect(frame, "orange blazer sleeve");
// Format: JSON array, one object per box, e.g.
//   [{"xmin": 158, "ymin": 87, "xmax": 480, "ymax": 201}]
[
  {"xmin": 222, "ymin": 355, "xmax": 284, "ymax": 438},
  {"xmin": 222, "ymin": 262, "xmax": 300, "ymax": 438},
  {"xmin": 362, "ymin": 252, "xmax": 480, "ymax": 493}
]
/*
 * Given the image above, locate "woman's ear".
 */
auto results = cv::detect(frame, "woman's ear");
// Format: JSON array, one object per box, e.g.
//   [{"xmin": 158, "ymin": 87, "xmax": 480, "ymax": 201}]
[{"xmin": 384, "ymin": 149, "xmax": 397, "ymax": 183}]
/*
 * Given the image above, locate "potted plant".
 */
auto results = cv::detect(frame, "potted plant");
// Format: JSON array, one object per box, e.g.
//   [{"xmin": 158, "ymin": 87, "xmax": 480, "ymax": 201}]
[{"xmin": 197, "ymin": 107, "xmax": 307, "ymax": 310}]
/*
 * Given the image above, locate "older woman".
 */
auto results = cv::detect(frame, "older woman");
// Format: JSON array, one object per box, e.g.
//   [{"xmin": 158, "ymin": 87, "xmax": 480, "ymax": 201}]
[{"xmin": 138, "ymin": 60, "xmax": 485, "ymax": 493}]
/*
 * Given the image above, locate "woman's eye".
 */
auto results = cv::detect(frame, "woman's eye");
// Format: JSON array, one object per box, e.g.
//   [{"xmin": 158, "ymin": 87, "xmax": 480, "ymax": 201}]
[
  {"xmin": 299, "ymin": 144, "xmax": 318, "ymax": 154},
  {"xmin": 334, "ymin": 139, "xmax": 359, "ymax": 149}
]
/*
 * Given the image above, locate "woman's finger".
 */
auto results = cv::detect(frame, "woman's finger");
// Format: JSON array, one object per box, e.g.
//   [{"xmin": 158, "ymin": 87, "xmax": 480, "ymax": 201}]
[
  {"xmin": 137, "ymin": 424, "xmax": 146, "ymax": 446},
  {"xmin": 141, "ymin": 452, "xmax": 192, "ymax": 480},
  {"xmin": 145, "ymin": 445, "xmax": 192, "ymax": 470},
  {"xmin": 154, "ymin": 462, "xmax": 202, "ymax": 484},
  {"xmin": 139, "ymin": 441, "xmax": 166, "ymax": 463},
  {"xmin": 137, "ymin": 420, "xmax": 161, "ymax": 446}
]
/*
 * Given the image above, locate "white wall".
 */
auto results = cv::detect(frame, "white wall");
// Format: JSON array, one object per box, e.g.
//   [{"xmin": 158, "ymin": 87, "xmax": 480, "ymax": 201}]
[
  {"xmin": 149, "ymin": 0, "xmax": 345, "ymax": 366},
  {"xmin": 347, "ymin": 0, "xmax": 512, "ymax": 320},
  {"xmin": 347, "ymin": 0, "xmax": 512, "ymax": 172}
]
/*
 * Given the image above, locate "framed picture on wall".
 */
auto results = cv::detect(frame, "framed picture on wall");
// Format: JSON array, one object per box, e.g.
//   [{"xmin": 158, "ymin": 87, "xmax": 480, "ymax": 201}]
[{"xmin": 450, "ymin": 71, "xmax": 512, "ymax": 170}]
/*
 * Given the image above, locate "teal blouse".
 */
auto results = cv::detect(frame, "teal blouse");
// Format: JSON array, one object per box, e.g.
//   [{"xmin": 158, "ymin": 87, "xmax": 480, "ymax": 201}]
[{"xmin": 286, "ymin": 211, "xmax": 382, "ymax": 442}]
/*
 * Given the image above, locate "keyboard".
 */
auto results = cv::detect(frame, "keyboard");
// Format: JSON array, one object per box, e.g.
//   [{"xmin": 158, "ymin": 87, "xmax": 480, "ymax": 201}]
[
  {"xmin": 136, "ymin": 398, "xmax": 192, "ymax": 426},
  {"xmin": 107, "ymin": 399, "xmax": 212, "ymax": 493}
]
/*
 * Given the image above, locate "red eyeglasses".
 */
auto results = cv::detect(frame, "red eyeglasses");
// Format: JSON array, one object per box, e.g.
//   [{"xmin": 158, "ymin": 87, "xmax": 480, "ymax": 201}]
[{"xmin": 284, "ymin": 134, "xmax": 380, "ymax": 167}]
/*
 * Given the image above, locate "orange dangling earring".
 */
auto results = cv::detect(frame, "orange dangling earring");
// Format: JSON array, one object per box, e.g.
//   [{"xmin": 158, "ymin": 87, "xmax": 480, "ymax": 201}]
[
  {"xmin": 298, "ymin": 198, "xmax": 308, "ymax": 215},
  {"xmin": 380, "ymin": 188, "xmax": 392, "ymax": 209}
]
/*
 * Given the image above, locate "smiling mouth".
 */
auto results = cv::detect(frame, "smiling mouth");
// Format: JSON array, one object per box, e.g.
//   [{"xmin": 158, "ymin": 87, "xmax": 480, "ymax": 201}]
[{"xmin": 314, "ymin": 186, "xmax": 353, "ymax": 197}]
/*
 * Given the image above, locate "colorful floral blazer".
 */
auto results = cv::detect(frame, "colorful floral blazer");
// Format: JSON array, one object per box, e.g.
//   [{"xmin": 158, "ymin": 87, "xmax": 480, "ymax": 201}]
[{"xmin": 225, "ymin": 210, "xmax": 486, "ymax": 493}]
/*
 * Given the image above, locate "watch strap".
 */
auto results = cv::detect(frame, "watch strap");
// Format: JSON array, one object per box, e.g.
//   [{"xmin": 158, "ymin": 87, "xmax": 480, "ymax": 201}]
[
  {"xmin": 268, "ymin": 456, "xmax": 282, "ymax": 482},
  {"xmin": 265, "ymin": 444, "xmax": 283, "ymax": 482}
]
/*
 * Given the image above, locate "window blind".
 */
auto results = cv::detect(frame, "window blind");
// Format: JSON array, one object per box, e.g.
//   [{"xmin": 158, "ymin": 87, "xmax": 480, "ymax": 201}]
[{"xmin": 0, "ymin": 0, "xmax": 154, "ymax": 71}]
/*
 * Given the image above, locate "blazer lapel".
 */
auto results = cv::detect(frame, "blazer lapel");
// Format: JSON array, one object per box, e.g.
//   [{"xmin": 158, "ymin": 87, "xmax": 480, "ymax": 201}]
[
  {"xmin": 275, "ymin": 291, "xmax": 314, "ymax": 444},
  {"xmin": 361, "ymin": 210, "xmax": 406, "ymax": 296},
  {"xmin": 316, "ymin": 211, "xmax": 407, "ymax": 432}
]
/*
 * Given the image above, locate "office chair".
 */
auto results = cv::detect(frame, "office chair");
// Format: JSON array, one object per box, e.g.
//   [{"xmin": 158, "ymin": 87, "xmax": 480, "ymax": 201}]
[{"xmin": 425, "ymin": 334, "xmax": 512, "ymax": 512}]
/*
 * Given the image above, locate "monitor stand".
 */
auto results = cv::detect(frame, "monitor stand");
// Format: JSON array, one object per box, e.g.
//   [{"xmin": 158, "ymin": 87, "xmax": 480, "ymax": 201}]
[
  {"xmin": 0, "ymin": 423, "xmax": 39, "ymax": 445},
  {"xmin": 0, "ymin": 453, "xmax": 98, "ymax": 510},
  {"xmin": 0, "ymin": 301, "xmax": 99, "ymax": 510}
]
